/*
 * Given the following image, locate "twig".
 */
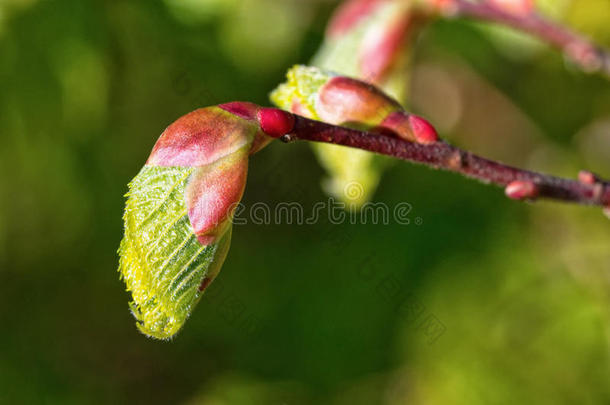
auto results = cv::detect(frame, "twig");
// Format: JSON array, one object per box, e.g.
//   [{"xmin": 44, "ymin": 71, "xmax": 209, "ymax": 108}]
[
  {"xmin": 282, "ymin": 114, "xmax": 610, "ymax": 210},
  {"xmin": 443, "ymin": 0, "xmax": 610, "ymax": 78}
]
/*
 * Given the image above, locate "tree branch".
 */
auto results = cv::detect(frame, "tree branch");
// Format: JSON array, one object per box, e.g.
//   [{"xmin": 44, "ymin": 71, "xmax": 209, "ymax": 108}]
[
  {"xmin": 442, "ymin": 0, "xmax": 610, "ymax": 78},
  {"xmin": 282, "ymin": 114, "xmax": 610, "ymax": 212}
]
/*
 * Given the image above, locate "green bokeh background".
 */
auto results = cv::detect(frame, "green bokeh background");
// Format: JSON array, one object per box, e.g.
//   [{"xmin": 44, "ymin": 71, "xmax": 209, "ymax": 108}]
[{"xmin": 1, "ymin": 1, "xmax": 610, "ymax": 404}]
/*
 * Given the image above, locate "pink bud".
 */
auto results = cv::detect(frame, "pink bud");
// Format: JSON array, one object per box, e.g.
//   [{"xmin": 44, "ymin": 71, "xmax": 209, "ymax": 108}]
[
  {"xmin": 317, "ymin": 76, "xmax": 401, "ymax": 125},
  {"xmin": 578, "ymin": 170, "xmax": 598, "ymax": 185},
  {"xmin": 257, "ymin": 108, "xmax": 295, "ymax": 138},
  {"xmin": 505, "ymin": 180, "xmax": 539, "ymax": 200},
  {"xmin": 379, "ymin": 111, "xmax": 437, "ymax": 144},
  {"xmin": 407, "ymin": 115, "xmax": 439, "ymax": 144}
]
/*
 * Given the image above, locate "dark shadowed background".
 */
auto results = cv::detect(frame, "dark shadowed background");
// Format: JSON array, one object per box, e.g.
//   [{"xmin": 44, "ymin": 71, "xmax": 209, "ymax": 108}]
[{"xmin": 1, "ymin": 0, "xmax": 610, "ymax": 404}]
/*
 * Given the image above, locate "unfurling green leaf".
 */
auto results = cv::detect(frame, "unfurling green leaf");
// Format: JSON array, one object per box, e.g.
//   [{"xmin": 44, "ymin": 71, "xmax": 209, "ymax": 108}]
[{"xmin": 118, "ymin": 104, "xmax": 282, "ymax": 340}]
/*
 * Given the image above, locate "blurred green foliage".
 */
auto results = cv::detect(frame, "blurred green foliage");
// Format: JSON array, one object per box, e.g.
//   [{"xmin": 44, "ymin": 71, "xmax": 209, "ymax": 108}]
[{"xmin": 1, "ymin": 0, "xmax": 609, "ymax": 404}]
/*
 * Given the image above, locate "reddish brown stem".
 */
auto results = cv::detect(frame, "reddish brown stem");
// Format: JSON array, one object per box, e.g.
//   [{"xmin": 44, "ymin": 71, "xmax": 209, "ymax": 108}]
[
  {"xmin": 446, "ymin": 0, "xmax": 610, "ymax": 77},
  {"xmin": 286, "ymin": 115, "xmax": 610, "ymax": 209}
]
